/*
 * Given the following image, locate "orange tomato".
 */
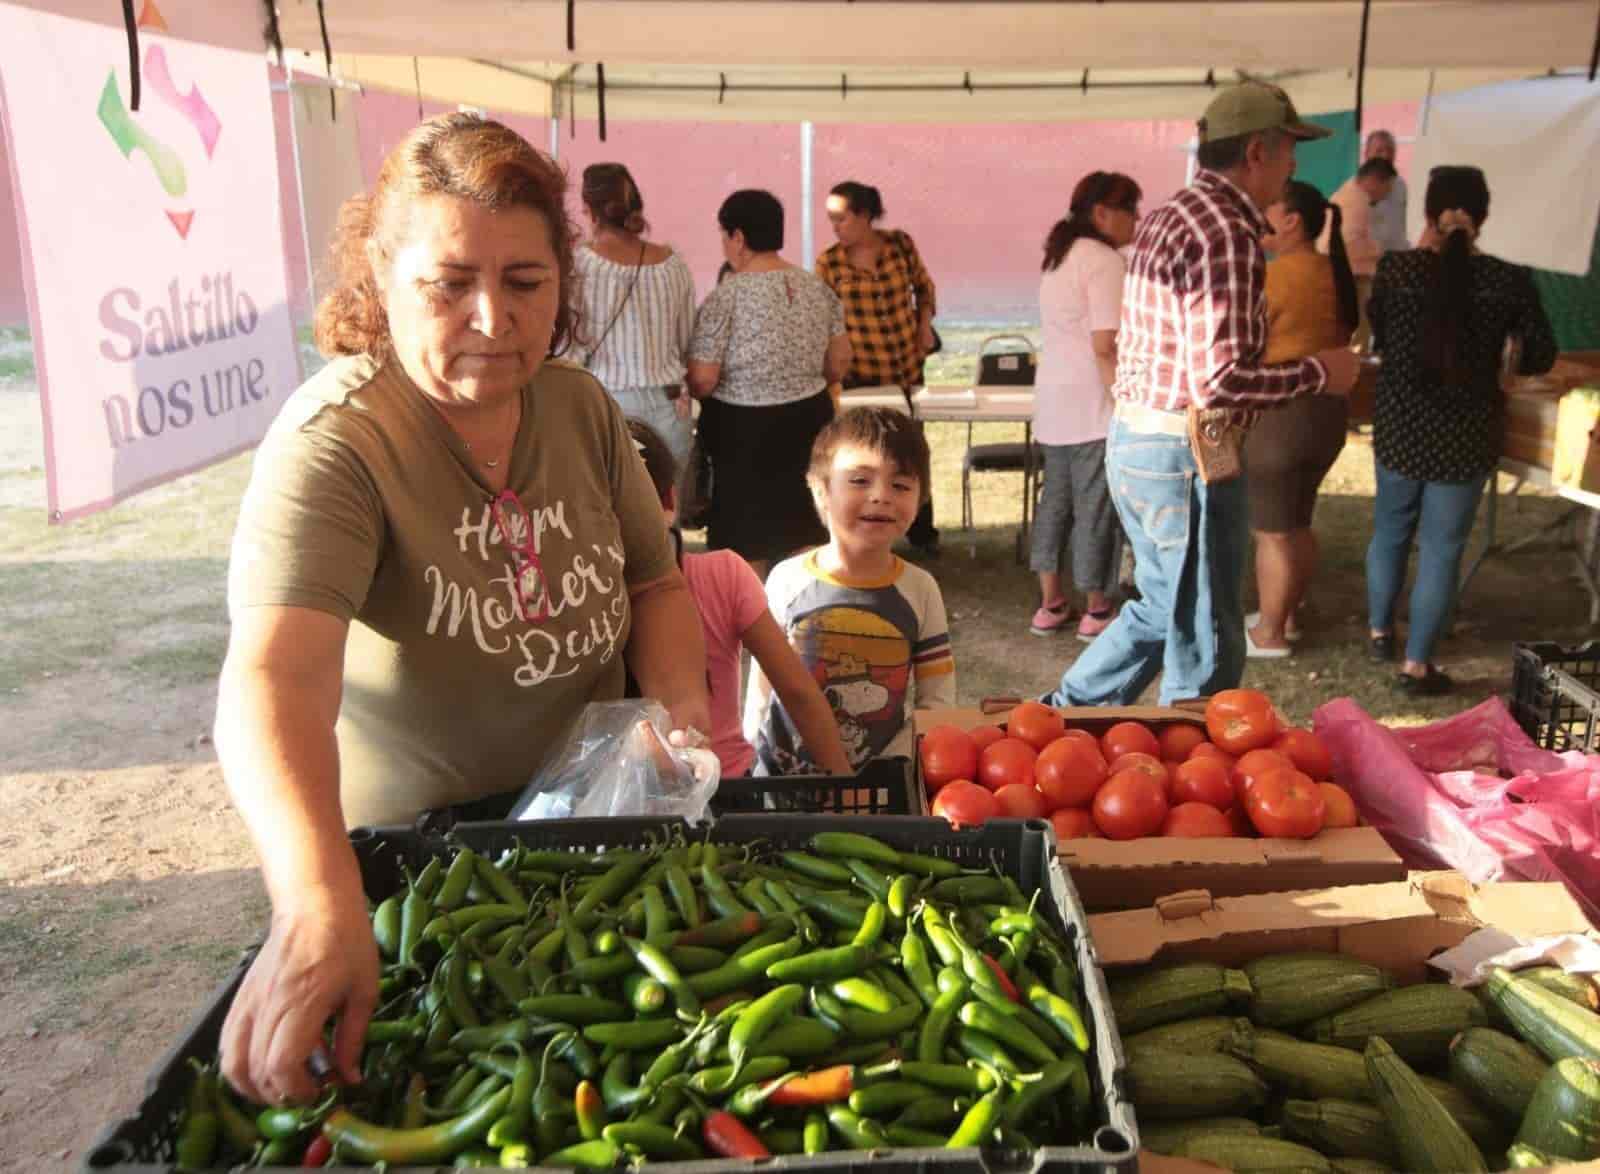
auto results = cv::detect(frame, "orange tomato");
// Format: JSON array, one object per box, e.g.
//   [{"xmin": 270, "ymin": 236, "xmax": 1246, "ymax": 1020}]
[
  {"xmin": 977, "ymin": 738, "xmax": 1038, "ymax": 792},
  {"xmin": 1034, "ymin": 736, "xmax": 1108, "ymax": 811},
  {"xmin": 932, "ymin": 780, "xmax": 997, "ymax": 828},
  {"xmin": 1318, "ymin": 782, "xmax": 1359, "ymax": 828},
  {"xmin": 1171, "ymin": 756, "xmax": 1235, "ymax": 810},
  {"xmin": 1205, "ymin": 688, "xmax": 1282, "ymax": 755},
  {"xmin": 1162, "ymin": 801, "xmax": 1236, "ymax": 838},
  {"xmin": 1231, "ymin": 748, "xmax": 1294, "ymax": 806},
  {"xmin": 1245, "ymin": 768, "xmax": 1326, "ymax": 839},
  {"xmin": 993, "ymin": 783, "xmax": 1049, "ymax": 821},
  {"xmin": 1187, "ymin": 741, "xmax": 1236, "ymax": 773},
  {"xmin": 1158, "ymin": 724, "xmax": 1209, "ymax": 762},
  {"xmin": 970, "ymin": 725, "xmax": 1007, "ymax": 753},
  {"xmin": 919, "ymin": 726, "xmax": 979, "ymax": 795},
  {"xmin": 1274, "ymin": 728, "xmax": 1334, "ymax": 781},
  {"xmin": 1091, "ymin": 769, "xmax": 1169, "ymax": 840},
  {"xmin": 1109, "ymin": 752, "xmax": 1168, "ymax": 787},
  {"xmin": 1101, "ymin": 721, "xmax": 1161, "ymax": 763},
  {"xmin": 1050, "ymin": 808, "xmax": 1101, "ymax": 841},
  {"xmin": 1008, "ymin": 701, "xmax": 1066, "ymax": 752}
]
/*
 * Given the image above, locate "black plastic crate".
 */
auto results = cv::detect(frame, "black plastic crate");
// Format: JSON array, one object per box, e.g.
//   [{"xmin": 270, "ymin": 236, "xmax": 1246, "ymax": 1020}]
[
  {"xmin": 83, "ymin": 816, "xmax": 1136, "ymax": 1173},
  {"xmin": 711, "ymin": 756, "xmax": 926, "ymax": 816},
  {"xmin": 1510, "ymin": 640, "xmax": 1600, "ymax": 753}
]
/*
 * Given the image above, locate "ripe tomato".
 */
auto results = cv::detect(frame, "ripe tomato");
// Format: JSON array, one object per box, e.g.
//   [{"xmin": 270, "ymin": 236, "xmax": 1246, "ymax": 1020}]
[
  {"xmin": 919, "ymin": 726, "xmax": 979, "ymax": 794},
  {"xmin": 1158, "ymin": 724, "xmax": 1208, "ymax": 762},
  {"xmin": 1101, "ymin": 721, "xmax": 1161, "ymax": 762},
  {"xmin": 932, "ymin": 780, "xmax": 997, "ymax": 828},
  {"xmin": 978, "ymin": 738, "xmax": 1038, "ymax": 792},
  {"xmin": 1274, "ymin": 728, "xmax": 1333, "ymax": 781},
  {"xmin": 1109, "ymin": 753, "xmax": 1168, "ymax": 793},
  {"xmin": 1205, "ymin": 688, "xmax": 1282, "ymax": 755},
  {"xmin": 1245, "ymin": 768, "xmax": 1326, "ymax": 839},
  {"xmin": 1091, "ymin": 769, "xmax": 1169, "ymax": 840},
  {"xmin": 1187, "ymin": 741, "xmax": 1236, "ymax": 774},
  {"xmin": 1162, "ymin": 801, "xmax": 1235, "ymax": 838},
  {"xmin": 1060, "ymin": 728, "xmax": 1099, "ymax": 746},
  {"xmin": 1050, "ymin": 808, "xmax": 1100, "ymax": 841},
  {"xmin": 1318, "ymin": 782, "xmax": 1360, "ymax": 828},
  {"xmin": 1008, "ymin": 701, "xmax": 1066, "ymax": 752},
  {"xmin": 1227, "ymin": 802, "xmax": 1256, "ymax": 837},
  {"xmin": 1171, "ymin": 756, "xmax": 1234, "ymax": 810},
  {"xmin": 970, "ymin": 725, "xmax": 1007, "ymax": 753},
  {"xmin": 1034, "ymin": 736, "xmax": 1108, "ymax": 811},
  {"xmin": 993, "ymin": 783, "xmax": 1048, "ymax": 820},
  {"xmin": 1231, "ymin": 748, "xmax": 1293, "ymax": 806}
]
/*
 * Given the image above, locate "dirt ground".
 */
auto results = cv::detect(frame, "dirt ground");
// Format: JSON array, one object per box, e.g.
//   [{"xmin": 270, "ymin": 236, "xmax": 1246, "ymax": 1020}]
[{"xmin": 3, "ymin": 332, "xmax": 1596, "ymax": 1169}]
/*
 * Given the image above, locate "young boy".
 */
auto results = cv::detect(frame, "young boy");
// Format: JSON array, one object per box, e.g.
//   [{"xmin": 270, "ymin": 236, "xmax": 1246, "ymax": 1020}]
[
  {"xmin": 628, "ymin": 421, "xmax": 850, "ymax": 779},
  {"xmin": 744, "ymin": 406, "xmax": 955, "ymax": 774}
]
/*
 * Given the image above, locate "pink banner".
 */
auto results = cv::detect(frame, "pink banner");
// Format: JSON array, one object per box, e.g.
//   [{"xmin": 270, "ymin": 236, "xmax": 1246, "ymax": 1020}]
[{"xmin": 0, "ymin": 1, "xmax": 298, "ymax": 522}]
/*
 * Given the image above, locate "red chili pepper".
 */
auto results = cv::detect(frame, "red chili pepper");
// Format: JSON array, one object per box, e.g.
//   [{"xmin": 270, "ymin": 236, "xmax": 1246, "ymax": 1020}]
[
  {"xmin": 766, "ymin": 1065, "xmax": 854, "ymax": 1106},
  {"xmin": 702, "ymin": 1109, "xmax": 771, "ymax": 1159},
  {"xmin": 574, "ymin": 1079, "xmax": 607, "ymax": 1141},
  {"xmin": 982, "ymin": 954, "xmax": 1021, "ymax": 1002},
  {"xmin": 301, "ymin": 1133, "xmax": 334, "ymax": 1167}
]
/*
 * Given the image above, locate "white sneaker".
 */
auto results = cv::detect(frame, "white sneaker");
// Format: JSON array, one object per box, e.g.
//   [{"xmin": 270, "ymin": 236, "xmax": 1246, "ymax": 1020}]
[
  {"xmin": 1245, "ymin": 625, "xmax": 1292, "ymax": 659},
  {"xmin": 1246, "ymin": 611, "xmax": 1302, "ymax": 643}
]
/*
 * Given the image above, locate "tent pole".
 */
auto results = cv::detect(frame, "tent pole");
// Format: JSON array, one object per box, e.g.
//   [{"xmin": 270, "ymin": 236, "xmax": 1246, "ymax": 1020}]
[
  {"xmin": 550, "ymin": 117, "xmax": 559, "ymax": 160},
  {"xmin": 284, "ymin": 77, "xmax": 318, "ymax": 327},
  {"xmin": 800, "ymin": 120, "xmax": 814, "ymax": 270}
]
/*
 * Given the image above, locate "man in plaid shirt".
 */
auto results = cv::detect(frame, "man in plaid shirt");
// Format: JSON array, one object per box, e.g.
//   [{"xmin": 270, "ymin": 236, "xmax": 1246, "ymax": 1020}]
[{"xmin": 1049, "ymin": 82, "xmax": 1359, "ymax": 707}]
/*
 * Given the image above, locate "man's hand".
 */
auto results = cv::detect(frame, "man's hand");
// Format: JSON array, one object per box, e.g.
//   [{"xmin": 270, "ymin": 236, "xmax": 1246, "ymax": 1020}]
[{"xmin": 1315, "ymin": 348, "xmax": 1361, "ymax": 396}]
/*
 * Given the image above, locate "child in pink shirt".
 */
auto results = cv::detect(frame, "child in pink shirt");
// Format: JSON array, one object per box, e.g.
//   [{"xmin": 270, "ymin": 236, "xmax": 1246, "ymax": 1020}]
[{"xmin": 629, "ymin": 422, "xmax": 850, "ymax": 778}]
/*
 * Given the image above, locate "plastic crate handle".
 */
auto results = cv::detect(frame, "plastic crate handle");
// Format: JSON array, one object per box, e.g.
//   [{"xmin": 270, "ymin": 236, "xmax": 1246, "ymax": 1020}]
[{"xmin": 1154, "ymin": 890, "xmax": 1216, "ymax": 920}]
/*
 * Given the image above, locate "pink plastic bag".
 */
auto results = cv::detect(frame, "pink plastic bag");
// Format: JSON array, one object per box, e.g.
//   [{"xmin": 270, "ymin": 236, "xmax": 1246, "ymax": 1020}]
[{"xmin": 1314, "ymin": 696, "xmax": 1600, "ymax": 923}]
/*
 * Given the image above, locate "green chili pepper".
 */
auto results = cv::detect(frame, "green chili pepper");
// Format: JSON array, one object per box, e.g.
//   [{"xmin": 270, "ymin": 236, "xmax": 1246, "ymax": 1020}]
[
  {"xmin": 581, "ymin": 1019, "xmax": 684, "ymax": 1050},
  {"xmin": 687, "ymin": 937, "xmax": 801, "ymax": 999},
  {"xmin": 641, "ymin": 1034, "xmax": 699, "ymax": 1091},
  {"xmin": 895, "ymin": 1095, "xmax": 970, "ymax": 1128},
  {"xmin": 803, "ymin": 1110, "xmax": 829, "ymax": 1155},
  {"xmin": 552, "ymin": 1032, "xmax": 601, "ymax": 1079},
  {"xmin": 1002, "ymin": 1054, "xmax": 1084, "ymax": 1127},
  {"xmin": 1024, "ymin": 980, "xmax": 1089, "ymax": 1052},
  {"xmin": 830, "ymin": 976, "xmax": 895, "ymax": 1014},
  {"xmin": 414, "ymin": 856, "xmax": 444, "ymax": 900},
  {"xmin": 729, "ymin": 984, "xmax": 806, "ymax": 1072},
  {"xmin": 957, "ymin": 1003, "xmax": 1054, "ymax": 1066},
  {"xmin": 900, "ymin": 933, "xmax": 940, "ymax": 1008},
  {"xmin": 766, "ymin": 943, "xmax": 872, "ymax": 984},
  {"xmin": 887, "ymin": 874, "xmax": 920, "ymax": 921},
  {"xmin": 760, "ymin": 1126, "xmax": 805, "ymax": 1155},
  {"xmin": 814, "ymin": 991, "xmax": 922, "ymax": 1042},
  {"xmin": 174, "ymin": 1063, "xmax": 219, "ymax": 1172},
  {"xmin": 620, "ymin": 936, "xmax": 701, "ymax": 1021},
  {"xmin": 661, "ymin": 910, "xmax": 764, "ymax": 949},
  {"xmin": 640, "ymin": 884, "xmax": 671, "ymax": 942},
  {"xmin": 844, "ymin": 858, "xmax": 893, "ymax": 902},
  {"xmin": 919, "ymin": 909, "xmax": 964, "ymax": 969},
  {"xmin": 212, "ymin": 1083, "xmax": 260, "ymax": 1152},
  {"xmin": 621, "ymin": 972, "xmax": 669, "ymax": 1016},
  {"xmin": 689, "ymin": 1055, "xmax": 790, "ymax": 1096},
  {"xmin": 463, "ymin": 858, "xmax": 524, "ymax": 917},
  {"xmin": 989, "ymin": 911, "xmax": 1036, "ymax": 937},
  {"xmin": 453, "ymin": 1146, "xmax": 501, "ymax": 1166},
  {"xmin": 895, "ymin": 851, "xmax": 961, "ymax": 879},
  {"xmin": 480, "ymin": 940, "xmax": 529, "ymax": 1007},
  {"xmin": 364, "ymin": 1015, "xmax": 425, "ymax": 1046},
  {"xmin": 600, "ymin": 1053, "xmax": 649, "ymax": 1114},
  {"xmin": 929, "ymin": 875, "xmax": 1010, "ymax": 904},
  {"xmin": 485, "ymin": 1050, "xmax": 535, "ymax": 1148},
  {"xmin": 824, "ymin": 1106, "xmax": 888, "ymax": 1150},
  {"xmin": 739, "ymin": 877, "xmax": 780, "ymax": 916},
  {"xmin": 952, "ymin": 1027, "xmax": 1020, "ymax": 1076},
  {"xmin": 666, "ymin": 944, "xmax": 728, "ymax": 973},
  {"xmin": 778, "ymin": 851, "xmax": 855, "ymax": 884},
  {"xmin": 590, "ymin": 928, "xmax": 621, "ymax": 957},
  {"xmin": 871, "ymin": 964, "xmax": 924, "ymax": 1010},
  {"xmin": 572, "ymin": 855, "xmax": 649, "ymax": 930},
  {"xmin": 748, "ymin": 1017, "xmax": 838, "ymax": 1059},
  {"xmin": 662, "ymin": 864, "xmax": 700, "ymax": 930},
  {"xmin": 320, "ymin": 1086, "xmax": 510, "ymax": 1165},
  {"xmin": 918, "ymin": 971, "xmax": 968, "ymax": 1063},
  {"xmin": 442, "ymin": 948, "xmax": 480, "ymax": 1029},
  {"xmin": 897, "ymin": 1061, "xmax": 994, "ymax": 1095},
  {"xmin": 970, "ymin": 982, "xmax": 1065, "ymax": 1048},
  {"xmin": 701, "ymin": 861, "xmax": 752, "ymax": 921},
  {"xmin": 848, "ymin": 1080, "xmax": 938, "ymax": 1117},
  {"xmin": 399, "ymin": 876, "xmax": 434, "ymax": 970},
  {"xmin": 435, "ymin": 849, "xmax": 479, "ymax": 912},
  {"xmin": 516, "ymin": 994, "xmax": 629, "ymax": 1024},
  {"xmin": 372, "ymin": 895, "xmax": 402, "ymax": 961},
  {"xmin": 542, "ymin": 1137, "xmax": 622, "ymax": 1168},
  {"xmin": 400, "ymin": 1072, "xmax": 429, "ymax": 1130},
  {"xmin": 852, "ymin": 902, "xmax": 888, "ymax": 947},
  {"xmin": 599, "ymin": 1121, "xmax": 702, "ymax": 1160},
  {"xmin": 564, "ymin": 954, "xmax": 633, "ymax": 985},
  {"xmin": 811, "ymin": 831, "xmax": 902, "ymax": 869},
  {"xmin": 946, "ymin": 1088, "xmax": 1006, "ymax": 1149}
]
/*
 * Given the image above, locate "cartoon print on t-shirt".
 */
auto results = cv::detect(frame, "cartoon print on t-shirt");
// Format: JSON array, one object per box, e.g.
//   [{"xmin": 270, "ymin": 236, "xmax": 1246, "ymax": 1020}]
[{"xmin": 792, "ymin": 606, "xmax": 911, "ymax": 768}]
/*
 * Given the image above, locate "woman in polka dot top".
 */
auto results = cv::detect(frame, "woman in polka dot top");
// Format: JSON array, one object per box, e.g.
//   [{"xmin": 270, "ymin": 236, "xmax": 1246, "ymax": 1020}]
[{"xmin": 1365, "ymin": 165, "xmax": 1556, "ymax": 696}]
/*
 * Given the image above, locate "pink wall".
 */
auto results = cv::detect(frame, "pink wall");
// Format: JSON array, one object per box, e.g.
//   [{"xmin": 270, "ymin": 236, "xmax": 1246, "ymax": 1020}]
[{"xmin": 0, "ymin": 87, "xmax": 1420, "ymax": 329}]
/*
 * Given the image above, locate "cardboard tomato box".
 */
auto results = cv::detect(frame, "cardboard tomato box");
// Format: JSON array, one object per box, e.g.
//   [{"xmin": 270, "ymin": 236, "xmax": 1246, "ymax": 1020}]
[
  {"xmin": 916, "ymin": 704, "xmax": 1406, "ymax": 912},
  {"xmin": 1089, "ymin": 873, "xmax": 1600, "ymax": 1174}
]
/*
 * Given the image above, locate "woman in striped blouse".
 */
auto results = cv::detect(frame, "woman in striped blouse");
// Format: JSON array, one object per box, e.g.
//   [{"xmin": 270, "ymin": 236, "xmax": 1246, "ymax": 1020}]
[{"xmin": 575, "ymin": 163, "xmax": 698, "ymax": 474}]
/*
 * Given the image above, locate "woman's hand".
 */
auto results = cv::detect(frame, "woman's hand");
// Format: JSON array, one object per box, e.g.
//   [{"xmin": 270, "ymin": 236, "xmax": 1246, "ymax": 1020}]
[{"xmin": 220, "ymin": 882, "xmax": 379, "ymax": 1106}]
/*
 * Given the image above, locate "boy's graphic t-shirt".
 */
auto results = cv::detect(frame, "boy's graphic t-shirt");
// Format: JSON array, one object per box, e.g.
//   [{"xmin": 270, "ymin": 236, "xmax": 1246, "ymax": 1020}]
[{"xmin": 744, "ymin": 550, "xmax": 955, "ymax": 774}]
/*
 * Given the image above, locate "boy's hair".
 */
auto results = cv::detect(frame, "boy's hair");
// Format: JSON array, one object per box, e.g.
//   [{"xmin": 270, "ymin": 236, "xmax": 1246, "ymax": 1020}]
[
  {"xmin": 808, "ymin": 406, "xmax": 932, "ymax": 505},
  {"xmin": 627, "ymin": 418, "xmax": 678, "ymax": 505}
]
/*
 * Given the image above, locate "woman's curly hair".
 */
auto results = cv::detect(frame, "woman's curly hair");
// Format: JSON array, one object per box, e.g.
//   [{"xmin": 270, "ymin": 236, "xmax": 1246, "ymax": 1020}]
[{"xmin": 313, "ymin": 113, "xmax": 581, "ymax": 360}]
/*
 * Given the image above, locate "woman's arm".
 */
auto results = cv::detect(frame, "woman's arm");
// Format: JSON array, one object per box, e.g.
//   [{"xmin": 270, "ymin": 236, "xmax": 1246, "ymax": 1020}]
[
  {"xmin": 741, "ymin": 610, "xmax": 851, "ymax": 774},
  {"xmin": 627, "ymin": 569, "xmax": 712, "ymax": 736},
  {"xmin": 901, "ymin": 234, "xmax": 939, "ymax": 354},
  {"xmin": 1514, "ymin": 269, "xmax": 1559, "ymax": 377},
  {"xmin": 1090, "ymin": 328, "xmax": 1118, "ymax": 398},
  {"xmin": 686, "ymin": 360, "xmax": 722, "ymax": 398},
  {"xmin": 215, "ymin": 605, "xmax": 378, "ymax": 1106},
  {"xmin": 823, "ymin": 334, "xmax": 854, "ymax": 384}
]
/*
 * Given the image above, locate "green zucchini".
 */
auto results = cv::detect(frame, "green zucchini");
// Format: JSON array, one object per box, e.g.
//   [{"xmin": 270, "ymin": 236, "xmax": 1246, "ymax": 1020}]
[
  {"xmin": 1328, "ymin": 1160, "xmax": 1394, "ymax": 1174},
  {"xmin": 1109, "ymin": 962, "xmax": 1253, "ymax": 1035},
  {"xmin": 1279, "ymin": 1098, "xmax": 1399, "ymax": 1165},
  {"xmin": 1244, "ymin": 953, "xmax": 1397, "ymax": 1029},
  {"xmin": 1124, "ymin": 1047, "xmax": 1269, "ymax": 1121},
  {"xmin": 1307, "ymin": 984, "xmax": 1486, "ymax": 1065},
  {"xmin": 1505, "ymin": 1141, "xmax": 1555, "ymax": 1169},
  {"xmin": 1364, "ymin": 1036, "xmax": 1486, "ymax": 1174},
  {"xmin": 1513, "ymin": 1055, "xmax": 1600, "ymax": 1162},
  {"xmin": 1123, "ymin": 1015, "xmax": 1253, "ymax": 1057},
  {"xmin": 1138, "ymin": 1117, "xmax": 1261, "ymax": 1156},
  {"xmin": 1448, "ymin": 1026, "xmax": 1548, "ymax": 1122},
  {"xmin": 1520, "ymin": 965, "xmax": 1600, "ymax": 1011},
  {"xmin": 1485, "ymin": 965, "xmax": 1600, "ymax": 1064},
  {"xmin": 1174, "ymin": 1133, "xmax": 1331, "ymax": 1172}
]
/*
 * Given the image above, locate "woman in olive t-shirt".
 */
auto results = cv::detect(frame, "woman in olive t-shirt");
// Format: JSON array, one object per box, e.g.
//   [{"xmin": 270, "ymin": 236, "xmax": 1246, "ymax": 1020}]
[{"xmin": 214, "ymin": 114, "xmax": 710, "ymax": 1109}]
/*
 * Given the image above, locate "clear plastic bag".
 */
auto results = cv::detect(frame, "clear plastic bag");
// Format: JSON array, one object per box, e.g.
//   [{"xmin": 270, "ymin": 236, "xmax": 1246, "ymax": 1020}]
[{"xmin": 506, "ymin": 700, "xmax": 721, "ymax": 823}]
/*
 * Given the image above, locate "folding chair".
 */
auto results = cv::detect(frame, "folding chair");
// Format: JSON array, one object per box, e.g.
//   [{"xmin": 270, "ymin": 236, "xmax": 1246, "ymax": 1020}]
[{"xmin": 960, "ymin": 334, "xmax": 1038, "ymax": 556}]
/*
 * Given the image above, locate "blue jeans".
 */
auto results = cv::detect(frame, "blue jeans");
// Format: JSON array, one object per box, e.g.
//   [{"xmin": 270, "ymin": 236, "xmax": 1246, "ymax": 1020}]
[
  {"xmin": 1049, "ymin": 416, "xmax": 1250, "ymax": 706},
  {"xmin": 1366, "ymin": 460, "xmax": 1487, "ymax": 666}
]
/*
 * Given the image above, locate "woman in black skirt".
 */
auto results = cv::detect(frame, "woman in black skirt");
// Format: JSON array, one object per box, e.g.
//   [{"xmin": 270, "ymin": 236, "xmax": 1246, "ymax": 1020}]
[{"xmin": 688, "ymin": 190, "xmax": 853, "ymax": 576}]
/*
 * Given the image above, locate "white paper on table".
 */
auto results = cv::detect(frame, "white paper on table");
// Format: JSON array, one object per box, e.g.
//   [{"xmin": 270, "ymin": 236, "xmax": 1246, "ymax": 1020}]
[
  {"xmin": 919, "ymin": 388, "xmax": 979, "ymax": 405},
  {"xmin": 1428, "ymin": 928, "xmax": 1600, "ymax": 987}
]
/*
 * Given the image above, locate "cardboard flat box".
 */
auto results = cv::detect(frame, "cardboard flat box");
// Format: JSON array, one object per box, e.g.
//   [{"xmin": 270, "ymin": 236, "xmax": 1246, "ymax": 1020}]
[
  {"xmin": 917, "ymin": 705, "xmax": 1407, "ymax": 911},
  {"xmin": 1091, "ymin": 874, "xmax": 1598, "ymax": 1174},
  {"xmin": 1504, "ymin": 386, "xmax": 1561, "ymax": 470}
]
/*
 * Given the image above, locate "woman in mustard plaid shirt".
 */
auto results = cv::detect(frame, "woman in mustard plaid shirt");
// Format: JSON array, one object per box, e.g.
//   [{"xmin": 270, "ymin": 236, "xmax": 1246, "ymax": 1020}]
[{"xmin": 817, "ymin": 180, "xmax": 942, "ymax": 554}]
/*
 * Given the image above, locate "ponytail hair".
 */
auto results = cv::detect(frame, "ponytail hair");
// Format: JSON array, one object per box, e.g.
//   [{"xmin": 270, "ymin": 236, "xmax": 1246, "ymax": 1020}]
[
  {"xmin": 1421, "ymin": 165, "xmax": 1490, "ymax": 387},
  {"xmin": 1277, "ymin": 180, "xmax": 1358, "ymax": 340},
  {"xmin": 581, "ymin": 162, "xmax": 647, "ymax": 234},
  {"xmin": 1042, "ymin": 171, "xmax": 1142, "ymax": 272}
]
